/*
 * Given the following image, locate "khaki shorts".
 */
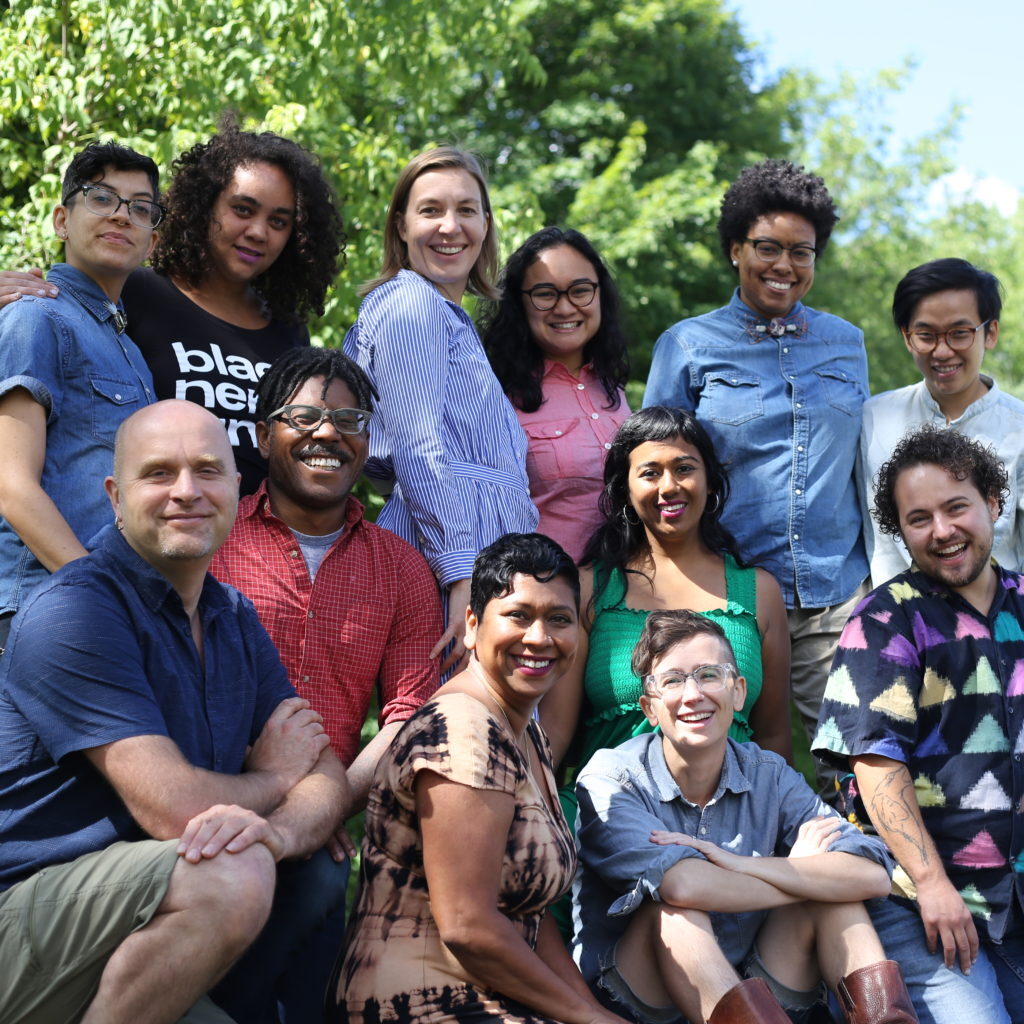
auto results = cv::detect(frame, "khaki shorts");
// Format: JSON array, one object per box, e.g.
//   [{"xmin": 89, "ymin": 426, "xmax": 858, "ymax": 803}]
[{"xmin": 0, "ymin": 839, "xmax": 234, "ymax": 1024}]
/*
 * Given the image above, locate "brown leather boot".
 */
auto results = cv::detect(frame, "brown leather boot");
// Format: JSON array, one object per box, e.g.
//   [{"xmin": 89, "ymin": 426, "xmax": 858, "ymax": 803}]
[
  {"xmin": 707, "ymin": 977, "xmax": 792, "ymax": 1023},
  {"xmin": 836, "ymin": 960, "xmax": 918, "ymax": 1023}
]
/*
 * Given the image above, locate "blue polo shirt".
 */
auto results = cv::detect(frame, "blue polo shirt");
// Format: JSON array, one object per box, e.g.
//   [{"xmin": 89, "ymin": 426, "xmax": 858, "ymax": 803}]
[
  {"xmin": 0, "ymin": 524, "xmax": 295, "ymax": 890},
  {"xmin": 0, "ymin": 263, "xmax": 155, "ymax": 614}
]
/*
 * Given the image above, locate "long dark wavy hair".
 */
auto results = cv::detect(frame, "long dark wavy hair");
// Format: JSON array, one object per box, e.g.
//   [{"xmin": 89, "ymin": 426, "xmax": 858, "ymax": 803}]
[
  {"xmin": 479, "ymin": 227, "xmax": 630, "ymax": 412},
  {"xmin": 152, "ymin": 115, "xmax": 345, "ymax": 323},
  {"xmin": 580, "ymin": 407, "xmax": 743, "ymax": 576}
]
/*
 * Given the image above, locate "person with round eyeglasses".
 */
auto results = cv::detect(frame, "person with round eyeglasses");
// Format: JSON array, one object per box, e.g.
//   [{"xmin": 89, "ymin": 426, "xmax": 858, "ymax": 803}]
[
  {"xmin": 644, "ymin": 159, "xmax": 869, "ymax": 800},
  {"xmin": 859, "ymin": 258, "xmax": 1024, "ymax": 587},
  {"xmin": 481, "ymin": 227, "xmax": 631, "ymax": 561},
  {"xmin": 0, "ymin": 141, "xmax": 161, "ymax": 646}
]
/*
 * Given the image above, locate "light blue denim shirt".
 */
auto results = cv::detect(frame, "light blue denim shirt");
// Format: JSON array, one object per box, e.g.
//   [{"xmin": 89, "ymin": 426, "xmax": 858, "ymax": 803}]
[
  {"xmin": 644, "ymin": 290, "xmax": 869, "ymax": 607},
  {"xmin": 0, "ymin": 263, "xmax": 155, "ymax": 613},
  {"xmin": 572, "ymin": 733, "xmax": 892, "ymax": 981}
]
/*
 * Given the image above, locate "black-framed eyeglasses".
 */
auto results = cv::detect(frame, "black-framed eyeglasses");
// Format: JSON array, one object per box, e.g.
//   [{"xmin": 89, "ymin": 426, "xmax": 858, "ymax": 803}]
[
  {"xmin": 269, "ymin": 404, "xmax": 371, "ymax": 435},
  {"xmin": 905, "ymin": 320, "xmax": 991, "ymax": 354},
  {"xmin": 64, "ymin": 184, "xmax": 165, "ymax": 229},
  {"xmin": 744, "ymin": 238, "xmax": 817, "ymax": 267},
  {"xmin": 522, "ymin": 280, "xmax": 599, "ymax": 312},
  {"xmin": 643, "ymin": 663, "xmax": 735, "ymax": 696}
]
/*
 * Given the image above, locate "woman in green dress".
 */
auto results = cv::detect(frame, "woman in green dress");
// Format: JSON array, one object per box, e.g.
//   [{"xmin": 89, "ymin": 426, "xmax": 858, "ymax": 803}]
[{"xmin": 542, "ymin": 407, "xmax": 792, "ymax": 822}]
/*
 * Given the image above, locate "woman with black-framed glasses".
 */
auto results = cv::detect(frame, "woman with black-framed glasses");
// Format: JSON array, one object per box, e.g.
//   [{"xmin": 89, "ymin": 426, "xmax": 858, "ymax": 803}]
[
  {"xmin": 481, "ymin": 227, "xmax": 631, "ymax": 561},
  {"xmin": 645, "ymin": 159, "xmax": 869, "ymax": 800}
]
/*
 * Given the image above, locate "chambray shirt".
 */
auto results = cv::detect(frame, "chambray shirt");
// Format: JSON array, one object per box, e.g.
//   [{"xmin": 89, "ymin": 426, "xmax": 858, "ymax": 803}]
[
  {"xmin": 0, "ymin": 263, "xmax": 155, "ymax": 614},
  {"xmin": 572, "ymin": 733, "xmax": 892, "ymax": 979},
  {"xmin": 644, "ymin": 289, "xmax": 869, "ymax": 607},
  {"xmin": 345, "ymin": 270, "xmax": 536, "ymax": 586},
  {"xmin": 813, "ymin": 566, "xmax": 1024, "ymax": 942},
  {"xmin": 0, "ymin": 524, "xmax": 294, "ymax": 890},
  {"xmin": 859, "ymin": 378, "xmax": 1024, "ymax": 587}
]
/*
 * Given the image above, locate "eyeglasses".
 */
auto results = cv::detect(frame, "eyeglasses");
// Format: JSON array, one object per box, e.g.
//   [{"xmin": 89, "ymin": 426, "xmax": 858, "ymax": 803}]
[
  {"xmin": 643, "ymin": 663, "xmax": 735, "ymax": 696},
  {"xmin": 905, "ymin": 321, "xmax": 991, "ymax": 353},
  {"xmin": 744, "ymin": 238, "xmax": 817, "ymax": 267},
  {"xmin": 64, "ymin": 184, "xmax": 165, "ymax": 229},
  {"xmin": 522, "ymin": 280, "xmax": 599, "ymax": 311},
  {"xmin": 269, "ymin": 404, "xmax": 371, "ymax": 435}
]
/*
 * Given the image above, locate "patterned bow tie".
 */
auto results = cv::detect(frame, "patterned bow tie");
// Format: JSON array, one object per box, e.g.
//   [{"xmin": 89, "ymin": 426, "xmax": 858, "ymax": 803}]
[{"xmin": 741, "ymin": 309, "xmax": 808, "ymax": 343}]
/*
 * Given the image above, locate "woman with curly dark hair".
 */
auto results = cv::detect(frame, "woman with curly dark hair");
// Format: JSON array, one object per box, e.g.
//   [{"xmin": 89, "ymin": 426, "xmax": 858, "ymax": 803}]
[
  {"xmin": 644, "ymin": 159, "xmax": 868, "ymax": 796},
  {"xmin": 0, "ymin": 118, "xmax": 345, "ymax": 494},
  {"xmin": 480, "ymin": 228, "xmax": 631, "ymax": 560}
]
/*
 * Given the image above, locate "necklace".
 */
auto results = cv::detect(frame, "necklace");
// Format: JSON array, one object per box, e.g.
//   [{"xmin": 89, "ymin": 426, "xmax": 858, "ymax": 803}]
[{"xmin": 471, "ymin": 668, "xmax": 532, "ymax": 773}]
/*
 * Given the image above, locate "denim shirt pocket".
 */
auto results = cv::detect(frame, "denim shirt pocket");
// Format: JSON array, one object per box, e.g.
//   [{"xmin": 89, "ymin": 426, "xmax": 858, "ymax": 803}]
[
  {"xmin": 90, "ymin": 376, "xmax": 143, "ymax": 448},
  {"xmin": 815, "ymin": 368, "xmax": 863, "ymax": 417},
  {"xmin": 701, "ymin": 371, "xmax": 763, "ymax": 425}
]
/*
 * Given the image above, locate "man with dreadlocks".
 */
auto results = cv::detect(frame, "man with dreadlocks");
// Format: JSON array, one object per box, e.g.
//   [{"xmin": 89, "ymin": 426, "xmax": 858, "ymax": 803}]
[{"xmin": 211, "ymin": 345, "xmax": 441, "ymax": 810}]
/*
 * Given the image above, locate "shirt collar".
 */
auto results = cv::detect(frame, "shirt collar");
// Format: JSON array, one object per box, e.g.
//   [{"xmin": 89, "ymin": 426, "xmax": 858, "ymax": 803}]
[
  {"xmin": 541, "ymin": 358, "xmax": 594, "ymax": 381},
  {"xmin": 917, "ymin": 375, "xmax": 998, "ymax": 422},
  {"xmin": 728, "ymin": 287, "xmax": 808, "ymax": 341},
  {"xmin": 903, "ymin": 559, "xmax": 1018, "ymax": 615},
  {"xmin": 97, "ymin": 522, "xmax": 230, "ymax": 615},
  {"xmin": 645, "ymin": 732, "xmax": 752, "ymax": 804},
  {"xmin": 48, "ymin": 263, "xmax": 129, "ymax": 333},
  {"xmin": 246, "ymin": 479, "xmax": 365, "ymax": 531}
]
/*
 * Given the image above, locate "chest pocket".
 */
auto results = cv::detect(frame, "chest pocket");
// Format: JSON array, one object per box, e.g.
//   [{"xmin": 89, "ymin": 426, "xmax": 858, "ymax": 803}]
[
  {"xmin": 701, "ymin": 372, "xmax": 763, "ymax": 426},
  {"xmin": 815, "ymin": 368, "xmax": 862, "ymax": 417},
  {"xmin": 523, "ymin": 417, "xmax": 585, "ymax": 481},
  {"xmin": 90, "ymin": 376, "xmax": 143, "ymax": 448}
]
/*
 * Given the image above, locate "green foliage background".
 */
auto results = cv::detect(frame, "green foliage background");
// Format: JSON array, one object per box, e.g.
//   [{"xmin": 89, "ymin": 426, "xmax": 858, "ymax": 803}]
[{"xmin": 2, "ymin": 0, "xmax": 1022, "ymax": 398}]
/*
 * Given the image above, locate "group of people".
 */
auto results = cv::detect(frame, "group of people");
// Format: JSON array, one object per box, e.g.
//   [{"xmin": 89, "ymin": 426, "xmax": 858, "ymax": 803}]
[{"xmin": 0, "ymin": 120, "xmax": 1021, "ymax": 1024}]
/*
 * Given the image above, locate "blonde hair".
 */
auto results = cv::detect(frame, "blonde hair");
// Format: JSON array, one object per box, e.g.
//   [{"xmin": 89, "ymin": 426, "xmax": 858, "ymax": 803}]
[{"xmin": 359, "ymin": 146, "xmax": 499, "ymax": 300}]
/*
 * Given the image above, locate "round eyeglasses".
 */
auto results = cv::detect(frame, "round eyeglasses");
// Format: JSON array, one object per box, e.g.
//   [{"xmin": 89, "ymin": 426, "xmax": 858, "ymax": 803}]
[
  {"xmin": 643, "ymin": 663, "xmax": 735, "ymax": 696},
  {"xmin": 522, "ymin": 280, "xmax": 599, "ymax": 312},
  {"xmin": 269, "ymin": 404, "xmax": 371, "ymax": 435},
  {"xmin": 64, "ymin": 184, "xmax": 165, "ymax": 229},
  {"xmin": 744, "ymin": 238, "xmax": 817, "ymax": 267},
  {"xmin": 905, "ymin": 321, "xmax": 991, "ymax": 354}
]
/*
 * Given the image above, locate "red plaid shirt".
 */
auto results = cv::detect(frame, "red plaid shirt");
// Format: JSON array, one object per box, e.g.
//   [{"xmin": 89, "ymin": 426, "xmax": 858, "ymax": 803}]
[{"xmin": 210, "ymin": 484, "xmax": 442, "ymax": 765}]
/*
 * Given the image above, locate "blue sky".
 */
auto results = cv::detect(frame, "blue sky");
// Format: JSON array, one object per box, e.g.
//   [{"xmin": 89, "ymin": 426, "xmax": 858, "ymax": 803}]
[{"xmin": 729, "ymin": 1, "xmax": 1023, "ymax": 211}]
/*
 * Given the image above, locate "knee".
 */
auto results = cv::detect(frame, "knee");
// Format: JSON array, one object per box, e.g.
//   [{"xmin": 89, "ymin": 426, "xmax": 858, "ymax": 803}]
[{"xmin": 177, "ymin": 844, "xmax": 277, "ymax": 943}]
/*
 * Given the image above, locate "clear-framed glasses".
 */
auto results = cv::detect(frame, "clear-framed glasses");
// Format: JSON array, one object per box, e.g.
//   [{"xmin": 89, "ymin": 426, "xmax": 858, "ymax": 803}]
[
  {"xmin": 64, "ymin": 184, "xmax": 165, "ymax": 229},
  {"xmin": 905, "ymin": 321, "xmax": 991, "ymax": 354},
  {"xmin": 269, "ymin": 404, "xmax": 371, "ymax": 435},
  {"xmin": 644, "ymin": 663, "xmax": 735, "ymax": 696},
  {"xmin": 522, "ymin": 280, "xmax": 599, "ymax": 311},
  {"xmin": 744, "ymin": 238, "xmax": 817, "ymax": 267}
]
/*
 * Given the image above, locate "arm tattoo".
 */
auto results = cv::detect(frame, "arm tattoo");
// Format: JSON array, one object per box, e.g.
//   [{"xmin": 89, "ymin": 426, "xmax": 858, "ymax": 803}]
[{"xmin": 867, "ymin": 766, "xmax": 930, "ymax": 865}]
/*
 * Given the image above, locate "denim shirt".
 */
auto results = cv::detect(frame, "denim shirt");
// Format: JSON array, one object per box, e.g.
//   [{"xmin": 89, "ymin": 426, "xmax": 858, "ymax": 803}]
[
  {"xmin": 0, "ymin": 524, "xmax": 294, "ymax": 889},
  {"xmin": 0, "ymin": 263, "xmax": 155, "ymax": 613},
  {"xmin": 572, "ymin": 734, "xmax": 892, "ymax": 981},
  {"xmin": 644, "ymin": 290, "xmax": 869, "ymax": 607}
]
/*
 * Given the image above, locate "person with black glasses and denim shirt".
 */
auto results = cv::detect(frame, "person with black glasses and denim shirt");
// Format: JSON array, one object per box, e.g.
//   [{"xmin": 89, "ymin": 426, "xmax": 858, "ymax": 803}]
[
  {"xmin": 859, "ymin": 258, "xmax": 1024, "ymax": 588},
  {"xmin": 0, "ymin": 141, "xmax": 161, "ymax": 647}
]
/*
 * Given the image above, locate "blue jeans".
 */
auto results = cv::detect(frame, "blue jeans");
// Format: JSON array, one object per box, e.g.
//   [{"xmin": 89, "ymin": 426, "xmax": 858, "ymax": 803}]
[
  {"xmin": 212, "ymin": 849, "xmax": 350, "ymax": 1023},
  {"xmin": 868, "ymin": 897, "xmax": 1022, "ymax": 1024}
]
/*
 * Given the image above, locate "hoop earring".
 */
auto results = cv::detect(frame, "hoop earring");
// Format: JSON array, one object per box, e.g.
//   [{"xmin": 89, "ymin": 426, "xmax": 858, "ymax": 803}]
[
  {"xmin": 706, "ymin": 492, "xmax": 721, "ymax": 514},
  {"xmin": 621, "ymin": 504, "xmax": 640, "ymax": 526}
]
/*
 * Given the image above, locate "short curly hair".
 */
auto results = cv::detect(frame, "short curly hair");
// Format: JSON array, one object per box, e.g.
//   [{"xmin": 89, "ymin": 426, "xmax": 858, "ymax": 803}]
[
  {"xmin": 152, "ymin": 116, "xmax": 344, "ymax": 323},
  {"xmin": 872, "ymin": 425, "xmax": 1008, "ymax": 538},
  {"xmin": 717, "ymin": 159, "xmax": 839, "ymax": 267},
  {"xmin": 479, "ymin": 227, "xmax": 629, "ymax": 413}
]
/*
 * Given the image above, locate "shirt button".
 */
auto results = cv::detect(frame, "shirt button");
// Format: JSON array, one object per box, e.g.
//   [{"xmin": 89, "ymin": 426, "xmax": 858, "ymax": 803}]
[
  {"xmin": 797, "ymin": 445, "xmax": 805, "ymax": 452},
  {"xmin": 114, "ymin": 393, "xmax": 122, "ymax": 401},
  {"xmin": 604, "ymin": 442, "xmax": 612, "ymax": 450},
  {"xmin": 795, "ymin": 489, "xmax": 802, "ymax": 495},
  {"xmin": 554, "ymin": 430, "xmax": 562, "ymax": 436},
  {"xmin": 307, "ymin": 611, "xmax": 315, "ymax": 619},
  {"xmin": 144, "ymin": 387, "xmax": 151, "ymax": 395},
  {"xmin": 577, "ymin": 382, "xmax": 585, "ymax": 390},
  {"xmin": 700, "ymin": 827, "xmax": 708, "ymax": 834},
  {"xmin": 302, "ymin": 674, "xmax": 310, "ymax": 683},
  {"xmin": 795, "ymin": 402, "xmax": 802, "ymax": 408},
  {"xmin": 783, "ymin": 347, "xmax": 789, "ymax": 354},
  {"xmin": 290, "ymin": 550, "xmax": 299, "ymax": 558},
  {"xmin": 793, "ymin": 533, "xmax": 800, "ymax": 540},
  {"xmin": 591, "ymin": 413, "xmax": 599, "ymax": 420}
]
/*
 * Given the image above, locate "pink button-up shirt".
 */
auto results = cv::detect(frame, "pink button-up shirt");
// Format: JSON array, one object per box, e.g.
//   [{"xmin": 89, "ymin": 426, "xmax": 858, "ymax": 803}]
[{"xmin": 516, "ymin": 361, "xmax": 630, "ymax": 561}]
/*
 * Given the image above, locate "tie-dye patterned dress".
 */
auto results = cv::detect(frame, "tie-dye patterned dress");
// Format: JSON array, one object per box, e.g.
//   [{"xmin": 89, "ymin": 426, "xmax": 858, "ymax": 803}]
[{"xmin": 337, "ymin": 692, "xmax": 576, "ymax": 1024}]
